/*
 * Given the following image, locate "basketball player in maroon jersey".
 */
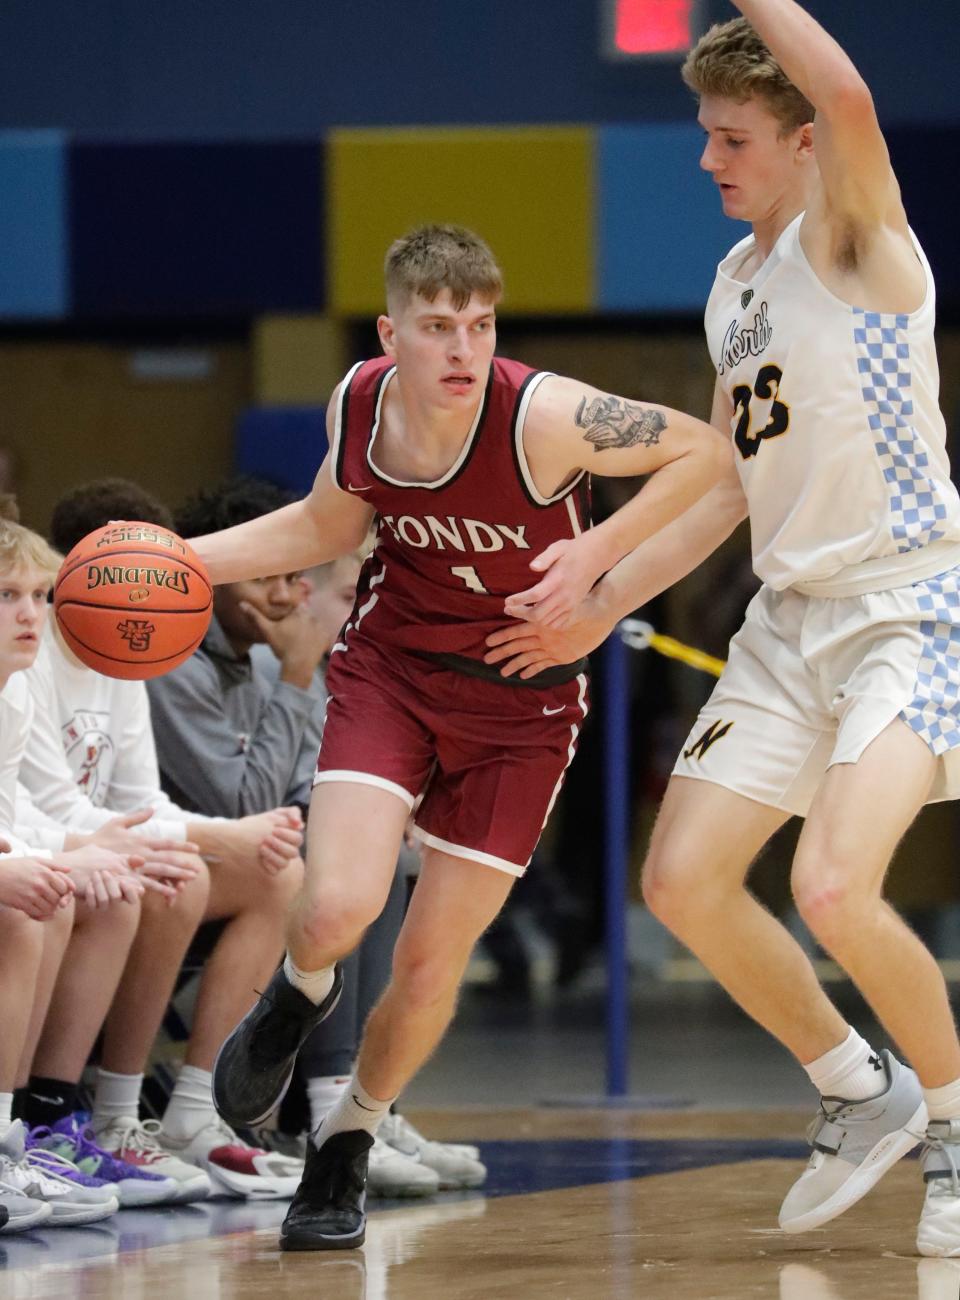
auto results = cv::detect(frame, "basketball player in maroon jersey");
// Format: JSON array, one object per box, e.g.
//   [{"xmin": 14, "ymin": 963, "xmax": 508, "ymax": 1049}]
[{"xmin": 198, "ymin": 224, "xmax": 729, "ymax": 1250}]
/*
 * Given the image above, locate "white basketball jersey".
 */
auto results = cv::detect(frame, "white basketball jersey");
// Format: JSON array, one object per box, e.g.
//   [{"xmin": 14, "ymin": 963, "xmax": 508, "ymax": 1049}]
[{"xmin": 706, "ymin": 214, "xmax": 960, "ymax": 594}]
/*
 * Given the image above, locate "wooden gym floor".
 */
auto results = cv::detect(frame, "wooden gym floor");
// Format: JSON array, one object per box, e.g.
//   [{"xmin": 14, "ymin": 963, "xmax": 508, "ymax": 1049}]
[
  {"xmin": 4, "ymin": 979, "xmax": 957, "ymax": 1298},
  {"xmin": 0, "ymin": 1106, "xmax": 950, "ymax": 1300}
]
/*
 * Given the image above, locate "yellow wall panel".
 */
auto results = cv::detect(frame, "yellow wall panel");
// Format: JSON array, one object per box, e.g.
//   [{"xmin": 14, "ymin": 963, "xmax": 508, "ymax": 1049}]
[
  {"xmin": 254, "ymin": 315, "xmax": 350, "ymax": 405},
  {"xmin": 329, "ymin": 127, "xmax": 593, "ymax": 316}
]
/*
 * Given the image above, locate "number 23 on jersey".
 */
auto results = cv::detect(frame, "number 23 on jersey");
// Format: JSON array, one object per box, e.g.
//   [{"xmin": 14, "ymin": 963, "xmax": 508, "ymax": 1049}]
[{"xmin": 732, "ymin": 364, "xmax": 790, "ymax": 459}]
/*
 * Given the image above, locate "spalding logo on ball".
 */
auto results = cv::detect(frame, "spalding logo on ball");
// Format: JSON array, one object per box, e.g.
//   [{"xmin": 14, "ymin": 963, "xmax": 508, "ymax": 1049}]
[{"xmin": 54, "ymin": 520, "xmax": 213, "ymax": 680}]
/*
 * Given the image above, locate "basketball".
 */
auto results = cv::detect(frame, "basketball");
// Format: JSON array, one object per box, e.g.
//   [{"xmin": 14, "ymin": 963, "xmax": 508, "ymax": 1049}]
[{"xmin": 53, "ymin": 520, "xmax": 213, "ymax": 680}]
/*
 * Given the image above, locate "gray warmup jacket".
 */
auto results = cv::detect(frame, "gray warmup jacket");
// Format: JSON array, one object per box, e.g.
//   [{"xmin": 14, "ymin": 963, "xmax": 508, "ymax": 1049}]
[{"xmin": 146, "ymin": 614, "xmax": 315, "ymax": 817}]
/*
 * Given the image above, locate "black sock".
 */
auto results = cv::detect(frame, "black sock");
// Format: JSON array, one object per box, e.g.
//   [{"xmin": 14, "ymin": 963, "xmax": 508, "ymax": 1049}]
[
  {"xmin": 11, "ymin": 1086, "xmax": 29, "ymax": 1121},
  {"xmin": 23, "ymin": 1077, "xmax": 79, "ymax": 1130}
]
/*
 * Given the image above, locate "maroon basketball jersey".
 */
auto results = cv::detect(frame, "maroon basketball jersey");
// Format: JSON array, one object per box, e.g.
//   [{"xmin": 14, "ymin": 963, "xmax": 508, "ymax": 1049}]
[{"xmin": 330, "ymin": 355, "xmax": 591, "ymax": 684}]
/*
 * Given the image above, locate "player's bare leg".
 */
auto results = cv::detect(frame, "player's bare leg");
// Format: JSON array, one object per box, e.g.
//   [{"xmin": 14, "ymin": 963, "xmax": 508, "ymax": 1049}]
[
  {"xmin": 25, "ymin": 896, "xmax": 132, "ymax": 1087},
  {"xmin": 281, "ymin": 846, "xmax": 514, "ymax": 1251},
  {"xmin": 212, "ymin": 782, "xmax": 408, "ymax": 1131},
  {"xmin": 13, "ymin": 901, "xmax": 74, "ymax": 1087},
  {"xmin": 642, "ymin": 771, "xmax": 928, "ymax": 1233},
  {"xmin": 148, "ymin": 854, "xmax": 306, "ymax": 1198},
  {"xmin": 184, "ymin": 854, "xmax": 304, "ymax": 1072},
  {"xmin": 98, "ymin": 863, "xmax": 210, "ymax": 1076},
  {"xmin": 792, "ymin": 720, "xmax": 955, "ymax": 1083},
  {"xmin": 0, "ymin": 909, "xmax": 54, "ymax": 1120},
  {"xmin": 354, "ymin": 848, "xmax": 515, "ymax": 1099},
  {"xmin": 642, "ymin": 776, "xmax": 849, "ymax": 1059}
]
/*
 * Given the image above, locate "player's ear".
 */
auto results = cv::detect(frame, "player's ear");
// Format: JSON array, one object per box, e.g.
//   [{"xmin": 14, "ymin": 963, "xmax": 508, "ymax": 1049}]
[
  {"xmin": 794, "ymin": 121, "xmax": 815, "ymax": 164},
  {"xmin": 377, "ymin": 314, "xmax": 396, "ymax": 358}
]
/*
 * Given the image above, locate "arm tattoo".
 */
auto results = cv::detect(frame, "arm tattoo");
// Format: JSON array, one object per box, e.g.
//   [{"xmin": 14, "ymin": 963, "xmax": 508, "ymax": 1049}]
[{"xmin": 574, "ymin": 394, "xmax": 667, "ymax": 453}]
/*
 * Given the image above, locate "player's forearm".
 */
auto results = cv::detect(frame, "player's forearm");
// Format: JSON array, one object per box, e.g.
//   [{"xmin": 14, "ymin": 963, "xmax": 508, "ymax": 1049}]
[
  {"xmin": 588, "ymin": 438, "xmax": 733, "ymax": 575},
  {"xmin": 189, "ymin": 498, "xmax": 359, "ymax": 586},
  {"xmin": 597, "ymin": 477, "xmax": 748, "ymax": 622},
  {"xmin": 732, "ymin": 0, "xmax": 867, "ymax": 111}
]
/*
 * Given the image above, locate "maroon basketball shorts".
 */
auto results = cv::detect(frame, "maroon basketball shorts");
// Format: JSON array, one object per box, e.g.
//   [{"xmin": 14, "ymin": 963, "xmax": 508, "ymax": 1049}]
[{"xmin": 315, "ymin": 634, "xmax": 589, "ymax": 876}]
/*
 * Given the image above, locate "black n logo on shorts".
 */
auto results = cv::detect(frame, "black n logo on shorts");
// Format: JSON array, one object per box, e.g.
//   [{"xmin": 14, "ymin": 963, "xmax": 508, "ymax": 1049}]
[{"xmin": 683, "ymin": 720, "xmax": 734, "ymax": 761}]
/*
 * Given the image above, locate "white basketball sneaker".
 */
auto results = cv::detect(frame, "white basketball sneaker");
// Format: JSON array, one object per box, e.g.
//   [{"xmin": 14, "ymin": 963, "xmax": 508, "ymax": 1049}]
[
  {"xmin": 779, "ymin": 1049, "xmax": 926, "ymax": 1233},
  {"xmin": 158, "ymin": 1115, "xmax": 304, "ymax": 1199},
  {"xmin": 0, "ymin": 1121, "xmax": 118, "ymax": 1227},
  {"xmin": 918, "ymin": 1257, "xmax": 960, "ymax": 1298},
  {"xmin": 379, "ymin": 1113, "xmax": 486, "ymax": 1189},
  {"xmin": 918, "ymin": 1119, "xmax": 960, "ymax": 1257},
  {"xmin": 367, "ymin": 1134, "xmax": 439, "ymax": 1198}
]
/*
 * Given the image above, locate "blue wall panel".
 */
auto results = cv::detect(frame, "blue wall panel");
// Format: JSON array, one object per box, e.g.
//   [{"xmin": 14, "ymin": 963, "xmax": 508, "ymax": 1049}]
[
  {"xmin": 71, "ymin": 142, "xmax": 324, "ymax": 318},
  {"xmin": 1, "ymin": 1, "xmax": 956, "ymax": 137},
  {"xmin": 598, "ymin": 124, "xmax": 731, "ymax": 313},
  {"xmin": 0, "ymin": 131, "xmax": 67, "ymax": 319},
  {"xmin": 235, "ymin": 407, "xmax": 328, "ymax": 496}
]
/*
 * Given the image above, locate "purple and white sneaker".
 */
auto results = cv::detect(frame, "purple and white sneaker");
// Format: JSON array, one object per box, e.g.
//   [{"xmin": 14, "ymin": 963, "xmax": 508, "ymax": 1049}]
[
  {"xmin": 32, "ymin": 1116, "xmax": 179, "ymax": 1207},
  {"xmin": 1, "ymin": 1121, "xmax": 119, "ymax": 1226}
]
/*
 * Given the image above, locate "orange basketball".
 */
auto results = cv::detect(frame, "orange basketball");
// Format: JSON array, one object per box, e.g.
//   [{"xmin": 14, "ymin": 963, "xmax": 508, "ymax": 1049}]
[{"xmin": 53, "ymin": 520, "xmax": 213, "ymax": 680}]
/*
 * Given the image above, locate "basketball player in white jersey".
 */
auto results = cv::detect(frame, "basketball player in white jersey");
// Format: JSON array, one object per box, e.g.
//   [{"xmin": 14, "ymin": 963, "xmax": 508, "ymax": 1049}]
[{"xmin": 486, "ymin": 0, "xmax": 960, "ymax": 1256}]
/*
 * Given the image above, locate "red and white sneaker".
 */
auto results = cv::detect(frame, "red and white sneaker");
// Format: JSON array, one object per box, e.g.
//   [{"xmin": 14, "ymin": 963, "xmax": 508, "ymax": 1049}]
[
  {"xmin": 91, "ymin": 1116, "xmax": 211, "ymax": 1204},
  {"xmin": 158, "ymin": 1116, "xmax": 303, "ymax": 1200}
]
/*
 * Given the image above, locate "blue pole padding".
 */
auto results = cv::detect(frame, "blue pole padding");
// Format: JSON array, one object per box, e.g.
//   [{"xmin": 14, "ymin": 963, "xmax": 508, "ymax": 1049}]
[{"xmin": 602, "ymin": 627, "xmax": 630, "ymax": 1097}]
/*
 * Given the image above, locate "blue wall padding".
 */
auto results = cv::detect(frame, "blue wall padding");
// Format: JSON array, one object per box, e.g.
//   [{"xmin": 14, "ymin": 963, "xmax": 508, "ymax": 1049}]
[
  {"xmin": 70, "ymin": 141, "xmax": 324, "ymax": 317},
  {"xmin": 598, "ymin": 123, "xmax": 732, "ymax": 313},
  {"xmin": 235, "ymin": 407, "xmax": 329, "ymax": 496},
  {"xmin": 0, "ymin": 131, "xmax": 67, "ymax": 319}
]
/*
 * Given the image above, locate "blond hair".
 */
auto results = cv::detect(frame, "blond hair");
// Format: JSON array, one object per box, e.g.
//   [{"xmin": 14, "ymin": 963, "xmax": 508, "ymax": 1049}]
[
  {"xmin": 385, "ymin": 224, "xmax": 503, "ymax": 312},
  {"xmin": 682, "ymin": 17, "xmax": 814, "ymax": 135},
  {"xmin": 0, "ymin": 519, "xmax": 62, "ymax": 584}
]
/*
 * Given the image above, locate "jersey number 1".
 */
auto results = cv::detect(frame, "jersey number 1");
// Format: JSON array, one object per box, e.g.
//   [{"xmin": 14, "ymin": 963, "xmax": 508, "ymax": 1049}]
[
  {"xmin": 451, "ymin": 565, "xmax": 488, "ymax": 594},
  {"xmin": 732, "ymin": 364, "xmax": 789, "ymax": 459}
]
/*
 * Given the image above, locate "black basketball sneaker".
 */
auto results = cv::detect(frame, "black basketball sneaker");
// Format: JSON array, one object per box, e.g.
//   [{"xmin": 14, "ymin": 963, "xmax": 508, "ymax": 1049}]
[
  {"xmin": 280, "ymin": 1130, "xmax": 374, "ymax": 1251},
  {"xmin": 212, "ymin": 964, "xmax": 343, "ymax": 1128}
]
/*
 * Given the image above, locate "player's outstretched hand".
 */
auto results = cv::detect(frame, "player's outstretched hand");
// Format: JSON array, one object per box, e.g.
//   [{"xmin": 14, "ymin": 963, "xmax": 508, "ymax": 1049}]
[
  {"xmin": 503, "ymin": 536, "xmax": 609, "ymax": 628},
  {"xmin": 0, "ymin": 856, "xmax": 75, "ymax": 920},
  {"xmin": 485, "ymin": 594, "xmax": 613, "ymax": 679}
]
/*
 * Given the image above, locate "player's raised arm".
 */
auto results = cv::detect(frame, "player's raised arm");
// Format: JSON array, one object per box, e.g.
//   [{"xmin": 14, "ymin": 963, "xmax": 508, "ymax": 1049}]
[
  {"xmin": 731, "ymin": 0, "xmax": 900, "ymax": 228},
  {"xmin": 189, "ymin": 395, "xmax": 375, "ymax": 585},
  {"xmin": 510, "ymin": 374, "xmax": 732, "ymax": 626}
]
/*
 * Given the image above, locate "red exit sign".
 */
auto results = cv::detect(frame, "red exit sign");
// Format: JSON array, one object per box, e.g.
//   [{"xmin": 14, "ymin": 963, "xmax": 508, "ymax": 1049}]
[{"xmin": 606, "ymin": 0, "xmax": 702, "ymax": 57}]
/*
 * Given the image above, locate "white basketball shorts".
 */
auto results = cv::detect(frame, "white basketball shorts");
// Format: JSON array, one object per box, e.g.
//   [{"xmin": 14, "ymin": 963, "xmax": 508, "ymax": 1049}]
[{"xmin": 672, "ymin": 567, "xmax": 960, "ymax": 816}]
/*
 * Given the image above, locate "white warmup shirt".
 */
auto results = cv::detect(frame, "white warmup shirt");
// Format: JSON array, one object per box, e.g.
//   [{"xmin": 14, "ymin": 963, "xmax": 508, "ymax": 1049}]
[
  {"xmin": 707, "ymin": 212, "xmax": 960, "ymax": 595},
  {"xmin": 15, "ymin": 623, "xmax": 223, "ymax": 852},
  {"xmin": 0, "ymin": 673, "xmax": 51, "ymax": 857}
]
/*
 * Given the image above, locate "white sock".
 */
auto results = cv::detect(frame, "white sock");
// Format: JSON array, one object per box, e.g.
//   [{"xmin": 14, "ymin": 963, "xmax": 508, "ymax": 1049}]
[
  {"xmin": 161, "ymin": 1065, "xmax": 217, "ymax": 1142},
  {"xmin": 0, "ymin": 1091, "xmax": 13, "ymax": 1137},
  {"xmin": 92, "ymin": 1069, "xmax": 143, "ymax": 1131},
  {"xmin": 804, "ymin": 1028, "xmax": 886, "ymax": 1101},
  {"xmin": 924, "ymin": 1078, "xmax": 960, "ymax": 1122},
  {"xmin": 306, "ymin": 1074, "xmax": 350, "ymax": 1134},
  {"xmin": 312, "ymin": 1076, "xmax": 396, "ymax": 1150},
  {"xmin": 283, "ymin": 953, "xmax": 335, "ymax": 1005}
]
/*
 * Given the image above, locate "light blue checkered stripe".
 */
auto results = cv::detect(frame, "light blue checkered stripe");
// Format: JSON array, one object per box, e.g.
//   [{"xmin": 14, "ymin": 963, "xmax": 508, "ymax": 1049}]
[
  {"xmin": 854, "ymin": 309, "xmax": 949, "ymax": 553},
  {"xmin": 901, "ymin": 572, "xmax": 960, "ymax": 754}
]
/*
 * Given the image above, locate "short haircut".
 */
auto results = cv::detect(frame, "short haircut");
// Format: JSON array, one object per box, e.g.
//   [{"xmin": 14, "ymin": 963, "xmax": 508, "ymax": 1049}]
[
  {"xmin": 50, "ymin": 477, "xmax": 175, "ymax": 555},
  {"xmin": 0, "ymin": 517, "xmax": 62, "ymax": 584},
  {"xmin": 385, "ymin": 224, "xmax": 503, "ymax": 312},
  {"xmin": 175, "ymin": 475, "xmax": 296, "ymax": 539},
  {"xmin": 682, "ymin": 17, "xmax": 814, "ymax": 135}
]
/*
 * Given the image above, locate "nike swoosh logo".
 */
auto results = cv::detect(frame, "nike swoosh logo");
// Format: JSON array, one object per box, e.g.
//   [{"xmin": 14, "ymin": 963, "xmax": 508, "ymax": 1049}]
[
  {"xmin": 347, "ymin": 483, "xmax": 372, "ymax": 493},
  {"xmin": 542, "ymin": 704, "xmax": 566, "ymax": 716},
  {"xmin": 31, "ymin": 1093, "xmax": 65, "ymax": 1106},
  {"xmin": 352, "ymin": 1093, "xmax": 378, "ymax": 1112}
]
